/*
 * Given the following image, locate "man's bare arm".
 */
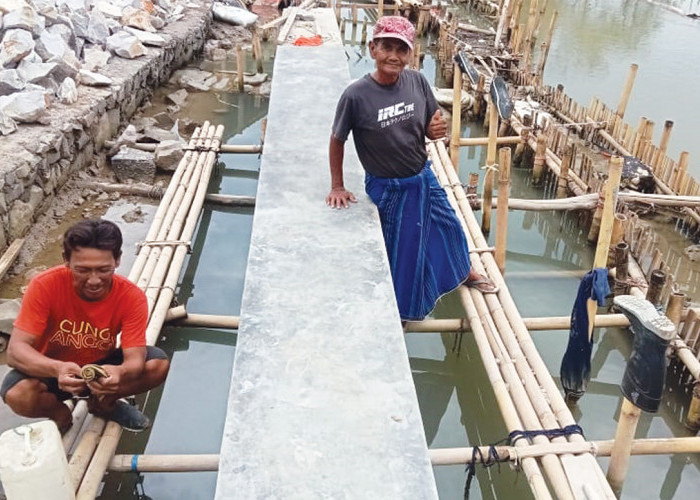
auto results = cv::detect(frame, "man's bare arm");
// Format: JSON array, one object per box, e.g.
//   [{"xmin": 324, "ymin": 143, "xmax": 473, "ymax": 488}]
[
  {"xmin": 326, "ymin": 135, "xmax": 357, "ymax": 209},
  {"xmin": 7, "ymin": 328, "xmax": 86, "ymax": 394}
]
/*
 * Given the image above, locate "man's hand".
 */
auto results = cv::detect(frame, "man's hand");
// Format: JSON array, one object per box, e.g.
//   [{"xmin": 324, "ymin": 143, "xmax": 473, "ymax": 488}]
[
  {"xmin": 427, "ymin": 109, "xmax": 447, "ymax": 140},
  {"xmin": 57, "ymin": 362, "xmax": 87, "ymax": 395},
  {"xmin": 86, "ymin": 364, "xmax": 122, "ymax": 395},
  {"xmin": 326, "ymin": 187, "xmax": 357, "ymax": 209}
]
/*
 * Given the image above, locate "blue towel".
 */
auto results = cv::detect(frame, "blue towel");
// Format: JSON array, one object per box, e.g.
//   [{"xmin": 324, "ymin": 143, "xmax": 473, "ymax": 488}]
[
  {"xmin": 560, "ymin": 268, "xmax": 610, "ymax": 400},
  {"xmin": 365, "ymin": 163, "xmax": 471, "ymax": 321}
]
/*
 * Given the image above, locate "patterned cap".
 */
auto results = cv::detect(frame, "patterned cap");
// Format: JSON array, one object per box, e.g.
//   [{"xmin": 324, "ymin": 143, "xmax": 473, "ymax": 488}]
[{"xmin": 372, "ymin": 16, "xmax": 414, "ymax": 50}]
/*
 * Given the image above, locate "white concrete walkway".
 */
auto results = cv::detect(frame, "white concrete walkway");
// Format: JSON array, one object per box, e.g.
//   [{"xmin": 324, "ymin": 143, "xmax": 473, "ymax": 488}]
[{"xmin": 215, "ymin": 9, "xmax": 437, "ymax": 500}]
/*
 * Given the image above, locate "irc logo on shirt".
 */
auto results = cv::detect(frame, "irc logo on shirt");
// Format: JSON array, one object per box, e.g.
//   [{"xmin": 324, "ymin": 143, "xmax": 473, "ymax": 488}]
[
  {"xmin": 48, "ymin": 319, "xmax": 114, "ymax": 351},
  {"xmin": 377, "ymin": 101, "xmax": 416, "ymax": 128}
]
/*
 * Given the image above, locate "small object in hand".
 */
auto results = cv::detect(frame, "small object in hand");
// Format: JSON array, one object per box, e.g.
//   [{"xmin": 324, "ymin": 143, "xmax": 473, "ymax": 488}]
[{"xmin": 81, "ymin": 364, "xmax": 109, "ymax": 382}]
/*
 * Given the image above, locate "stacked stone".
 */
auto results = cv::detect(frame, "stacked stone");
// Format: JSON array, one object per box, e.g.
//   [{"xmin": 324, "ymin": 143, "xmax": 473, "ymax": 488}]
[
  {"xmin": 0, "ymin": 0, "xmax": 190, "ymax": 136},
  {"xmin": 0, "ymin": 1, "xmax": 211, "ymax": 249}
]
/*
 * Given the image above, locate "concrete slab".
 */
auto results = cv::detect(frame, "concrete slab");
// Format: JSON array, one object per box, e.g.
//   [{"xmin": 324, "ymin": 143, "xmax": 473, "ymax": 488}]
[{"xmin": 215, "ymin": 9, "xmax": 438, "ymax": 500}]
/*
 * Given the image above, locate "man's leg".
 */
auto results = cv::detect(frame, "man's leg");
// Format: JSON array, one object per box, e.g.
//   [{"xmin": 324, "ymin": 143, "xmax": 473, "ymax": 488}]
[{"xmin": 2, "ymin": 374, "xmax": 73, "ymax": 433}]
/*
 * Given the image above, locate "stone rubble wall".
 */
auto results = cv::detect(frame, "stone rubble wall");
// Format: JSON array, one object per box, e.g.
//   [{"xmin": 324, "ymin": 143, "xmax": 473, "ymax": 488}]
[{"xmin": 0, "ymin": 3, "xmax": 212, "ymax": 251}]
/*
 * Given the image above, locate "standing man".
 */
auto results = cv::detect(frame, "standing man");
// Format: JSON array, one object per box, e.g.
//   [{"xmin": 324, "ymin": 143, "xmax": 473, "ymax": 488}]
[
  {"xmin": 1, "ymin": 219, "xmax": 169, "ymax": 433},
  {"xmin": 326, "ymin": 16, "xmax": 497, "ymax": 322}
]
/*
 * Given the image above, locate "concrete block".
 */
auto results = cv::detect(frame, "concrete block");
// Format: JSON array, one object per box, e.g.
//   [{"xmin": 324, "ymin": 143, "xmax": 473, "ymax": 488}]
[{"xmin": 110, "ymin": 146, "xmax": 155, "ymax": 183}]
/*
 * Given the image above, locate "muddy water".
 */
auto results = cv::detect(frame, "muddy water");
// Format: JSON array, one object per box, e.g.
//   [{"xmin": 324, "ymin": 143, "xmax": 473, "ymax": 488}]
[{"xmin": 540, "ymin": 0, "xmax": 700, "ymax": 175}]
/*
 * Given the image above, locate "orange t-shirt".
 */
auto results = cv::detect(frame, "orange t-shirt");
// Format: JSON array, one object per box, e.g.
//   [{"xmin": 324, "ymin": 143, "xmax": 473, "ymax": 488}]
[{"xmin": 14, "ymin": 265, "xmax": 148, "ymax": 366}]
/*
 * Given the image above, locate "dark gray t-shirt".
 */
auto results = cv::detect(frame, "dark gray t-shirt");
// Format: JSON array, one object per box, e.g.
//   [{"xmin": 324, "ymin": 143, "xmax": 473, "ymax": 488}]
[{"xmin": 332, "ymin": 70, "xmax": 438, "ymax": 178}]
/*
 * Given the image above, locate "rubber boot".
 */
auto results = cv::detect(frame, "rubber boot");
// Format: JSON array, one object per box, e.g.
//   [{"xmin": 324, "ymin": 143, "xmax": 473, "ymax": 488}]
[{"xmin": 614, "ymin": 295, "xmax": 675, "ymax": 412}]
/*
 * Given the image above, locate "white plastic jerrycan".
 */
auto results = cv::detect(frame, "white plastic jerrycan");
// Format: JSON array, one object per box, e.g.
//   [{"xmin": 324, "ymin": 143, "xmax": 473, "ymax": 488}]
[{"xmin": 0, "ymin": 420, "xmax": 75, "ymax": 499}]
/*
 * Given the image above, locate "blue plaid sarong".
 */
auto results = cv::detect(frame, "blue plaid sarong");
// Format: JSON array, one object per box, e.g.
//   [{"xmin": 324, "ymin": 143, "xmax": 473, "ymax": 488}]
[{"xmin": 365, "ymin": 163, "xmax": 471, "ymax": 321}]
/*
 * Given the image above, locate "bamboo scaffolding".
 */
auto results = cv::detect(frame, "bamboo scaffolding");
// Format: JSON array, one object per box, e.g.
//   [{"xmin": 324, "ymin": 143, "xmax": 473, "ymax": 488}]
[
  {"xmin": 430, "ymin": 140, "xmax": 615, "ymax": 498},
  {"xmin": 429, "ymin": 143, "xmax": 574, "ymax": 499},
  {"xmin": 137, "ymin": 128, "xmax": 218, "ymax": 313},
  {"xmin": 73, "ymin": 124, "xmax": 225, "ymax": 499}
]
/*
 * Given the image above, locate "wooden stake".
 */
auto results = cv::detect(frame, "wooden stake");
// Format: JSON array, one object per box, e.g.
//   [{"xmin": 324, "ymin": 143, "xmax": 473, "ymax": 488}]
[
  {"xmin": 482, "ymin": 98, "xmax": 499, "ymax": 234},
  {"xmin": 495, "ymin": 147, "xmax": 511, "ymax": 273},
  {"xmin": 616, "ymin": 64, "xmax": 638, "ymax": 119},
  {"xmin": 535, "ymin": 11, "xmax": 558, "ymax": 87},
  {"xmin": 556, "ymin": 146, "xmax": 571, "ymax": 198},
  {"xmin": 532, "ymin": 133, "xmax": 547, "ymax": 185},
  {"xmin": 659, "ymin": 120, "xmax": 674, "ymax": 155},
  {"xmin": 587, "ymin": 156, "xmax": 623, "ymax": 340},
  {"xmin": 607, "ymin": 399, "xmax": 642, "ymax": 497},
  {"xmin": 361, "ymin": 19, "xmax": 367, "ymax": 45},
  {"xmin": 665, "ymin": 292, "xmax": 685, "ymax": 327},
  {"xmin": 686, "ymin": 383, "xmax": 700, "ymax": 431},
  {"xmin": 236, "ymin": 45, "xmax": 244, "ymax": 91}
]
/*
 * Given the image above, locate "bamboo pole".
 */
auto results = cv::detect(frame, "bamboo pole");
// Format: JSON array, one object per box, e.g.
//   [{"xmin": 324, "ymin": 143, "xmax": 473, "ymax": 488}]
[
  {"xmin": 378, "ymin": 0, "xmax": 383, "ymax": 18},
  {"xmin": 495, "ymin": 147, "xmax": 511, "ymax": 273},
  {"xmin": 165, "ymin": 310, "xmax": 675, "ymax": 333},
  {"xmin": 137, "ymin": 128, "xmax": 218, "ymax": 314},
  {"xmin": 665, "ymin": 292, "xmax": 685, "ymax": 327},
  {"xmin": 108, "ymin": 436, "xmax": 700, "ymax": 472},
  {"xmin": 110, "ymin": 454, "xmax": 219, "ymax": 472},
  {"xmin": 607, "ymin": 399, "xmax": 642, "ymax": 497},
  {"xmin": 431, "ymin": 141, "xmax": 615, "ymax": 498},
  {"xmin": 62, "ymin": 400, "xmax": 89, "ymax": 453},
  {"xmin": 450, "ymin": 63, "xmax": 462, "ymax": 170},
  {"xmin": 236, "ymin": 45, "xmax": 245, "ymax": 91},
  {"xmin": 431, "ymin": 436, "xmax": 700, "ymax": 465},
  {"xmin": 686, "ymin": 383, "xmax": 700, "ymax": 431},
  {"xmin": 128, "ymin": 126, "xmax": 205, "ymax": 283},
  {"xmin": 587, "ymin": 156, "xmax": 623, "ymax": 340},
  {"xmin": 494, "ymin": 0, "xmax": 511, "ymax": 48},
  {"xmin": 659, "ymin": 120, "xmax": 674, "ymax": 155},
  {"xmin": 556, "ymin": 146, "xmax": 572, "ymax": 198},
  {"xmin": 144, "ymin": 126, "xmax": 226, "ymax": 346},
  {"xmin": 616, "ymin": 64, "xmax": 638, "ymax": 119},
  {"xmin": 532, "ymin": 133, "xmax": 547, "ymax": 185},
  {"xmin": 535, "ymin": 11, "xmax": 557, "ymax": 86},
  {"xmin": 68, "ymin": 416, "xmax": 107, "ymax": 490},
  {"xmin": 482, "ymin": 99, "xmax": 499, "ymax": 234},
  {"xmin": 459, "ymin": 135, "xmax": 521, "ymax": 146}
]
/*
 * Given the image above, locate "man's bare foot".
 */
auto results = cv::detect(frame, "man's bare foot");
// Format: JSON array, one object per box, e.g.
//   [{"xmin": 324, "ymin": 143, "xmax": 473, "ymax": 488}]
[{"xmin": 465, "ymin": 271, "xmax": 499, "ymax": 294}]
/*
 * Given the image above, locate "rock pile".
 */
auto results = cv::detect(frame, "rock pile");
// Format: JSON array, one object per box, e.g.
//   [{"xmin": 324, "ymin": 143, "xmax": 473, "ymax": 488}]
[{"xmin": 0, "ymin": 0, "xmax": 190, "ymax": 135}]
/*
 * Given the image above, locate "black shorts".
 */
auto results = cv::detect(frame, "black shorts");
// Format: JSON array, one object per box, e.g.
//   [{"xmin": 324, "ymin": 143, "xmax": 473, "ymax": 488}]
[{"xmin": 0, "ymin": 346, "xmax": 168, "ymax": 402}]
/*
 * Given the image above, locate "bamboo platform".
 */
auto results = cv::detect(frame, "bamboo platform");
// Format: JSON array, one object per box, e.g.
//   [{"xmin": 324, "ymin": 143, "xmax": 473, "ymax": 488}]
[{"xmin": 61, "ymin": 122, "xmax": 226, "ymax": 499}]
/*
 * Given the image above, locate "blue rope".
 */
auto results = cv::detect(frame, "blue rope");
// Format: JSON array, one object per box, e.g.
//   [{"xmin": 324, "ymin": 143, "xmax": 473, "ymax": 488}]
[
  {"xmin": 131, "ymin": 454, "xmax": 139, "ymax": 472},
  {"xmin": 463, "ymin": 425, "xmax": 585, "ymax": 499}
]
